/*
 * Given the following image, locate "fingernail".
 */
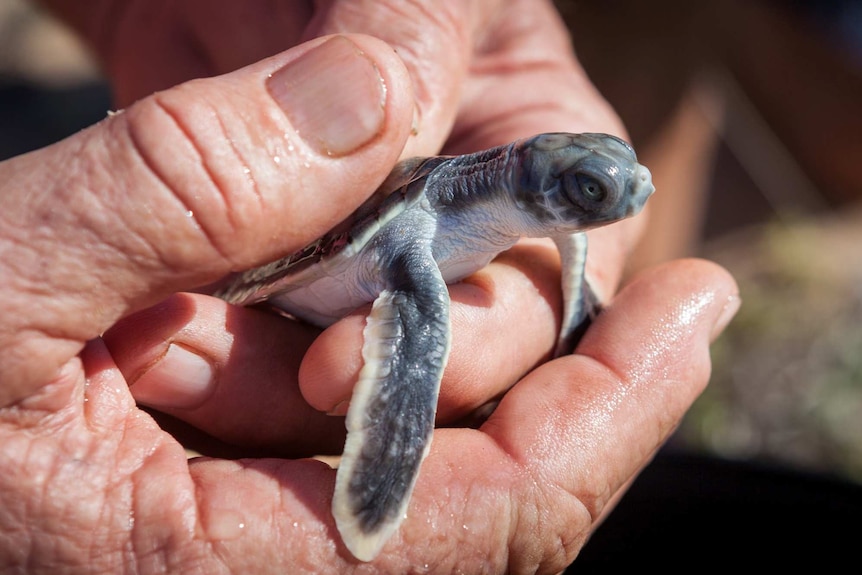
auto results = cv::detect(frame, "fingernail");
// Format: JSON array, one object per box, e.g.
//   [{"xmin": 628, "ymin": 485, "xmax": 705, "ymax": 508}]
[
  {"xmin": 130, "ymin": 344, "xmax": 216, "ymax": 410},
  {"xmin": 268, "ymin": 36, "xmax": 386, "ymax": 156},
  {"xmin": 710, "ymin": 293, "xmax": 741, "ymax": 342}
]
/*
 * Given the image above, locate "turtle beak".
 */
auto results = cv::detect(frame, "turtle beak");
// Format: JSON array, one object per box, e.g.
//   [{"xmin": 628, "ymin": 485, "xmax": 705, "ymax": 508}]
[{"xmin": 627, "ymin": 164, "xmax": 655, "ymax": 217}]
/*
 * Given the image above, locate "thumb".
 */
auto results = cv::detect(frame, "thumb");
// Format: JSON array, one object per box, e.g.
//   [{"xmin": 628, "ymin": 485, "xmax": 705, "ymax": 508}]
[
  {"xmin": 0, "ymin": 34, "xmax": 414, "ymax": 405},
  {"xmin": 309, "ymin": 0, "xmax": 502, "ymax": 156}
]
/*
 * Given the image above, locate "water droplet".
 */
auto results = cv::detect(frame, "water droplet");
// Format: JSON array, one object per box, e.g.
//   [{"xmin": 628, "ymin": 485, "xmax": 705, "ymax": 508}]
[
  {"xmin": 273, "ymin": 155, "xmax": 281, "ymax": 164},
  {"xmin": 185, "ymin": 210, "xmax": 194, "ymax": 218},
  {"xmin": 204, "ymin": 509, "xmax": 247, "ymax": 541}
]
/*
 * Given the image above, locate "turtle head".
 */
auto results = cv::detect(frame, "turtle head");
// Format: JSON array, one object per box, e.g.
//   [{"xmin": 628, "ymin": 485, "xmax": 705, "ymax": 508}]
[{"xmin": 513, "ymin": 132, "xmax": 654, "ymax": 233}]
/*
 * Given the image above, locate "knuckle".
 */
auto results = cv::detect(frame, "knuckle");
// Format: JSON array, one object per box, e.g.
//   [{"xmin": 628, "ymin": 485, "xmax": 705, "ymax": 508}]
[{"xmin": 122, "ymin": 87, "xmax": 267, "ymax": 267}]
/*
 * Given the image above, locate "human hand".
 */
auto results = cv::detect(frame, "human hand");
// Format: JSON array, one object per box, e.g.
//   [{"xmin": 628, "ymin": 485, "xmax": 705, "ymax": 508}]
[
  {"xmin": 74, "ymin": 0, "xmax": 636, "ymax": 402},
  {"xmin": 119, "ymin": 262, "xmax": 738, "ymax": 572},
  {"xmin": 0, "ymin": 2, "xmax": 740, "ymax": 573},
  {"xmin": 43, "ymin": 0, "xmax": 643, "ymax": 365}
]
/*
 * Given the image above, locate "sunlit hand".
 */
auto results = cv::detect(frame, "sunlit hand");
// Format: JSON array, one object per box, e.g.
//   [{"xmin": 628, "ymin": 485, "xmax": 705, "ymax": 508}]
[{"xmin": 0, "ymin": 1, "xmax": 741, "ymax": 572}]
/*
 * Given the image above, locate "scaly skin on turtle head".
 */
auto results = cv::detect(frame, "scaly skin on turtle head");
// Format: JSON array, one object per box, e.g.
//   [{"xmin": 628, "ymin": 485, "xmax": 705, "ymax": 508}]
[{"xmin": 511, "ymin": 132, "xmax": 654, "ymax": 235}]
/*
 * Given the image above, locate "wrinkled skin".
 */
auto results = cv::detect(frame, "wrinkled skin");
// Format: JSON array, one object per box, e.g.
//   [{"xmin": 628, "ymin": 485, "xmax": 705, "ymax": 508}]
[{"xmin": 0, "ymin": 1, "xmax": 738, "ymax": 573}]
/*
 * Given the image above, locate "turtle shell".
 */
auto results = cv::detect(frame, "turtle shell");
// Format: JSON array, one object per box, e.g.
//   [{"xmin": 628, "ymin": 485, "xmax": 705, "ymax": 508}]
[{"xmin": 213, "ymin": 155, "xmax": 448, "ymax": 308}]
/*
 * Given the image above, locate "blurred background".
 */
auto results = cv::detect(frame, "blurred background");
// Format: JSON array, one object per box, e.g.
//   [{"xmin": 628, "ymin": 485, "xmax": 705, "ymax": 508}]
[
  {"xmin": 2, "ymin": 0, "xmax": 861, "ymax": 565},
  {"xmin": 557, "ymin": 0, "xmax": 862, "ymax": 483}
]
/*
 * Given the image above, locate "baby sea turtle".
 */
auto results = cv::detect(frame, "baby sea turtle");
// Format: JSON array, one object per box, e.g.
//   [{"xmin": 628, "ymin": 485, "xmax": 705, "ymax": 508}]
[{"xmin": 214, "ymin": 132, "xmax": 654, "ymax": 561}]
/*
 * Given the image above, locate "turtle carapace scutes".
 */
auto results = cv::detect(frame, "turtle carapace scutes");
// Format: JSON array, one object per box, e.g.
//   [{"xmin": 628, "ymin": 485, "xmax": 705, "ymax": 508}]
[{"xmin": 214, "ymin": 132, "xmax": 655, "ymax": 561}]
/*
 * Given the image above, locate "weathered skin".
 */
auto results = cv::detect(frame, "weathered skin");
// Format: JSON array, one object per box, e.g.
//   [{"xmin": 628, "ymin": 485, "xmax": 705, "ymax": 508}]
[{"xmin": 214, "ymin": 132, "xmax": 655, "ymax": 561}]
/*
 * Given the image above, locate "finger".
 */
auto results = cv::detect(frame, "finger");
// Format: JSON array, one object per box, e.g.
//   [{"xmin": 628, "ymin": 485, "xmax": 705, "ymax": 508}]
[
  {"xmin": 487, "ymin": 259, "xmax": 740, "ymax": 523},
  {"xmin": 299, "ymin": 238, "xmax": 564, "ymax": 421},
  {"xmin": 311, "ymin": 0, "xmax": 506, "ymax": 157},
  {"xmin": 298, "ymin": 231, "xmax": 652, "ymax": 421},
  {"xmin": 102, "ymin": 241, "xmax": 562, "ymax": 452},
  {"xmin": 396, "ymin": 259, "xmax": 739, "ymax": 572},
  {"xmin": 102, "ymin": 293, "xmax": 347, "ymax": 457},
  {"xmin": 0, "ymin": 34, "xmax": 414, "ymax": 406}
]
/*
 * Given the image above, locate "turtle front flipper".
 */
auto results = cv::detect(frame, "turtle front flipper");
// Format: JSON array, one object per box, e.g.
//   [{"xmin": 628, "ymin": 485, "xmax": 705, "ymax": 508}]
[
  {"xmin": 553, "ymin": 232, "xmax": 600, "ymax": 357},
  {"xmin": 333, "ymin": 252, "xmax": 451, "ymax": 561}
]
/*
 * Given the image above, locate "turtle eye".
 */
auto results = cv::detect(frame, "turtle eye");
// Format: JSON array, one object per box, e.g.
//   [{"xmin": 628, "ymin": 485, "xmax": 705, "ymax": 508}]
[{"xmin": 575, "ymin": 173, "xmax": 606, "ymax": 202}]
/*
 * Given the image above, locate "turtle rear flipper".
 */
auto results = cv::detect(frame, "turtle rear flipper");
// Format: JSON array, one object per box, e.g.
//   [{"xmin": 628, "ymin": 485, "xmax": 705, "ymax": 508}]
[
  {"xmin": 333, "ymin": 251, "xmax": 450, "ymax": 561},
  {"xmin": 553, "ymin": 232, "xmax": 601, "ymax": 357}
]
